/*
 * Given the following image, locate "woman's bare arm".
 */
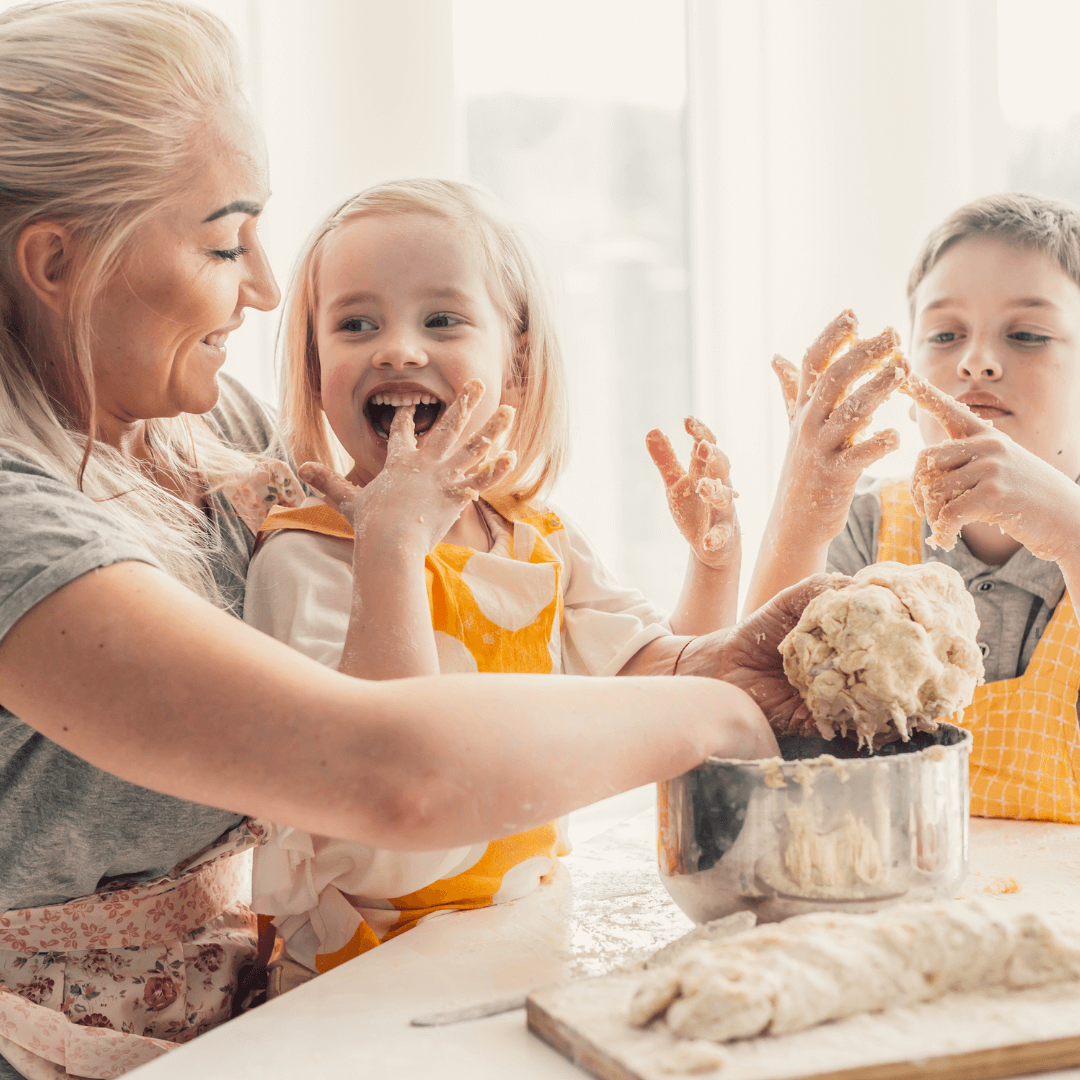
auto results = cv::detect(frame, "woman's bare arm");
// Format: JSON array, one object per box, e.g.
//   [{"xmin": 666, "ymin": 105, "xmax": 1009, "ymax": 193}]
[{"xmin": 0, "ymin": 560, "xmax": 774, "ymax": 850}]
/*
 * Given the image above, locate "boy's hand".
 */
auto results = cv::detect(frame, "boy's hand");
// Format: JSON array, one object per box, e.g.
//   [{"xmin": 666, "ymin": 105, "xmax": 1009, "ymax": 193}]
[
  {"xmin": 646, "ymin": 417, "xmax": 739, "ymax": 570},
  {"xmin": 299, "ymin": 379, "xmax": 516, "ymax": 555},
  {"xmin": 771, "ymin": 311, "xmax": 908, "ymax": 545},
  {"xmin": 906, "ymin": 374, "xmax": 1080, "ymax": 561}
]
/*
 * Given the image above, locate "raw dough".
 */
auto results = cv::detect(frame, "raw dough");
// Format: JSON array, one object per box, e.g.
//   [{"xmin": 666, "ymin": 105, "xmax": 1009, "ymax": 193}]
[
  {"xmin": 628, "ymin": 901, "xmax": 1080, "ymax": 1043},
  {"xmin": 780, "ymin": 562, "xmax": 983, "ymax": 748}
]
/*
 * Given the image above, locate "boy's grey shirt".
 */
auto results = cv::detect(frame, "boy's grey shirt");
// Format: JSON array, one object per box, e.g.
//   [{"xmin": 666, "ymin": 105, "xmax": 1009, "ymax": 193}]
[
  {"xmin": 0, "ymin": 374, "xmax": 278, "ymax": 915},
  {"xmin": 828, "ymin": 476, "xmax": 1068, "ymax": 685}
]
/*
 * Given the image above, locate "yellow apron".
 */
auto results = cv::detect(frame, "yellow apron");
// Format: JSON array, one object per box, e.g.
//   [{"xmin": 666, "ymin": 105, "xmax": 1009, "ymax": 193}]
[
  {"xmin": 257, "ymin": 497, "xmax": 572, "ymax": 970},
  {"xmin": 878, "ymin": 479, "xmax": 1080, "ymax": 823}
]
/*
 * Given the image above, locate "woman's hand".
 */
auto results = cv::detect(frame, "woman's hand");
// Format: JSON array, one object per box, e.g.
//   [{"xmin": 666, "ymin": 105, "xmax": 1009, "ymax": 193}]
[
  {"xmin": 299, "ymin": 379, "xmax": 516, "ymax": 556},
  {"xmin": 744, "ymin": 312, "xmax": 906, "ymax": 613},
  {"xmin": 905, "ymin": 374, "xmax": 1080, "ymax": 563},
  {"xmin": 676, "ymin": 574, "xmax": 848, "ymax": 734},
  {"xmin": 646, "ymin": 417, "xmax": 739, "ymax": 571}
]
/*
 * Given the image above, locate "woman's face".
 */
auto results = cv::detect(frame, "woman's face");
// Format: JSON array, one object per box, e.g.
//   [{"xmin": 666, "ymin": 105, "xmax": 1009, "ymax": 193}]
[{"xmin": 88, "ymin": 98, "xmax": 280, "ymax": 428}]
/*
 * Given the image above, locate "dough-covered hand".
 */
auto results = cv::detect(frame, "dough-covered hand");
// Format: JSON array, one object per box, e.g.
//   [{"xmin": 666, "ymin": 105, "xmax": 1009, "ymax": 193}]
[
  {"xmin": 299, "ymin": 379, "xmax": 516, "ymax": 554},
  {"xmin": 904, "ymin": 373, "xmax": 1080, "ymax": 560},
  {"xmin": 647, "ymin": 417, "xmax": 739, "ymax": 570},
  {"xmin": 771, "ymin": 312, "xmax": 908, "ymax": 545},
  {"xmin": 677, "ymin": 574, "xmax": 851, "ymax": 733}
]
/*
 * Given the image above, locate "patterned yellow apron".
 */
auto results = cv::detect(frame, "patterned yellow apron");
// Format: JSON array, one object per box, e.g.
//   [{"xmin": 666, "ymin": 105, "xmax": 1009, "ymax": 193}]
[
  {"xmin": 257, "ymin": 497, "xmax": 572, "ymax": 971},
  {"xmin": 878, "ymin": 479, "xmax": 1080, "ymax": 822}
]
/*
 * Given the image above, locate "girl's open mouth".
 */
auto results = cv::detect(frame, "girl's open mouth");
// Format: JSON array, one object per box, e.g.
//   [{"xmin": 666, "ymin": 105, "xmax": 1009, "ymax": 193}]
[{"xmin": 364, "ymin": 391, "xmax": 445, "ymax": 439}]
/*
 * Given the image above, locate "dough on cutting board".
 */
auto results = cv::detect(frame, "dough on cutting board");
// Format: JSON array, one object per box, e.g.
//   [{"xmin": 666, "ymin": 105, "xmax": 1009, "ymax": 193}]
[
  {"xmin": 629, "ymin": 901, "xmax": 1080, "ymax": 1043},
  {"xmin": 780, "ymin": 561, "xmax": 983, "ymax": 748}
]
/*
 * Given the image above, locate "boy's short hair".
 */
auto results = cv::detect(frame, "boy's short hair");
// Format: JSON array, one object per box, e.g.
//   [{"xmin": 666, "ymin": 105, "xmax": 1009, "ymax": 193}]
[{"xmin": 908, "ymin": 192, "xmax": 1080, "ymax": 318}]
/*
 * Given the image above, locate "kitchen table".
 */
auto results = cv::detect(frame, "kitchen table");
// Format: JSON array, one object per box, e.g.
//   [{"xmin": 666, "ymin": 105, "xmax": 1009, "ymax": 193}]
[{"xmin": 130, "ymin": 786, "xmax": 1080, "ymax": 1079}]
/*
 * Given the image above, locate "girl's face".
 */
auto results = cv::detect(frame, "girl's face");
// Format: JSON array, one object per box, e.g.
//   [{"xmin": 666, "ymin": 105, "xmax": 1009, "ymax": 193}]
[
  {"xmin": 314, "ymin": 212, "xmax": 516, "ymax": 485},
  {"xmin": 911, "ymin": 234, "xmax": 1080, "ymax": 476},
  {"xmin": 88, "ymin": 99, "xmax": 280, "ymax": 430}
]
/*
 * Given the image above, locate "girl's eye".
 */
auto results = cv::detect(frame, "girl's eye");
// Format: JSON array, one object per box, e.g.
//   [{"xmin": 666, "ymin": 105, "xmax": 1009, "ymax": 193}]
[
  {"xmin": 1009, "ymin": 330, "xmax": 1050, "ymax": 345},
  {"xmin": 426, "ymin": 313, "xmax": 462, "ymax": 329},
  {"xmin": 212, "ymin": 245, "xmax": 247, "ymax": 262},
  {"xmin": 342, "ymin": 317, "xmax": 377, "ymax": 333},
  {"xmin": 928, "ymin": 331, "xmax": 960, "ymax": 345}
]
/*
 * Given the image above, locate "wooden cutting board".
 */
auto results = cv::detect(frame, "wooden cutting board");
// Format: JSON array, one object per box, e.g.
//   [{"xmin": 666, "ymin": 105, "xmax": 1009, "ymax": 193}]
[{"xmin": 527, "ymin": 971, "xmax": 1080, "ymax": 1080}]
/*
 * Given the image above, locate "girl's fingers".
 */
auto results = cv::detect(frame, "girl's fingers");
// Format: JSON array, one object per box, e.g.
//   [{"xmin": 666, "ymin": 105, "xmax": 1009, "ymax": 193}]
[
  {"xmin": 703, "ymin": 519, "xmax": 738, "ymax": 553},
  {"xmin": 297, "ymin": 461, "xmax": 360, "ymax": 513},
  {"xmin": 920, "ymin": 438, "xmax": 982, "ymax": 475},
  {"xmin": 684, "ymin": 415, "xmax": 717, "ymax": 445},
  {"xmin": 699, "ymin": 440, "xmax": 732, "ymax": 483},
  {"xmin": 811, "ymin": 329, "xmax": 900, "ymax": 419},
  {"xmin": 901, "ymin": 373, "xmax": 989, "ymax": 440},
  {"xmin": 828, "ymin": 357, "xmax": 909, "ymax": 441},
  {"xmin": 454, "ymin": 404, "xmax": 515, "ymax": 469},
  {"xmin": 427, "ymin": 379, "xmax": 486, "ymax": 457},
  {"xmin": 384, "ymin": 402, "xmax": 417, "ymax": 467},
  {"xmin": 838, "ymin": 427, "xmax": 900, "ymax": 471},
  {"xmin": 798, "ymin": 309, "xmax": 858, "ymax": 404},
  {"xmin": 771, "ymin": 355, "xmax": 799, "ymax": 422},
  {"xmin": 460, "ymin": 450, "xmax": 517, "ymax": 495},
  {"xmin": 695, "ymin": 476, "xmax": 733, "ymax": 510},
  {"xmin": 646, "ymin": 429, "xmax": 686, "ymax": 488}
]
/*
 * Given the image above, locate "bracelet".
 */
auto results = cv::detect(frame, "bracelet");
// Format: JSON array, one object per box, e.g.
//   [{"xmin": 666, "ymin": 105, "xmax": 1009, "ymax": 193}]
[{"xmin": 672, "ymin": 637, "xmax": 694, "ymax": 676}]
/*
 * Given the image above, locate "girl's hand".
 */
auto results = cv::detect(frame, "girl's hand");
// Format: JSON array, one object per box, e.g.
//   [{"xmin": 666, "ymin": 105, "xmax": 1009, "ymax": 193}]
[
  {"xmin": 905, "ymin": 374, "xmax": 1080, "ymax": 561},
  {"xmin": 299, "ymin": 379, "xmax": 516, "ymax": 554},
  {"xmin": 771, "ymin": 311, "xmax": 908, "ymax": 545},
  {"xmin": 646, "ymin": 417, "xmax": 739, "ymax": 570}
]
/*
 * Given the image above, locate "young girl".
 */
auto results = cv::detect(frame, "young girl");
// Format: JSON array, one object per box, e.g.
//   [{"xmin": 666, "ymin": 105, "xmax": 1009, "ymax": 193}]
[{"xmin": 240, "ymin": 179, "xmax": 743, "ymax": 991}]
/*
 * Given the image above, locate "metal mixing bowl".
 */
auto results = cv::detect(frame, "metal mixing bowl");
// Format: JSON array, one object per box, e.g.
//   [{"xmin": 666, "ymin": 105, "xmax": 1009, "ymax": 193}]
[{"xmin": 657, "ymin": 723, "xmax": 972, "ymax": 924}]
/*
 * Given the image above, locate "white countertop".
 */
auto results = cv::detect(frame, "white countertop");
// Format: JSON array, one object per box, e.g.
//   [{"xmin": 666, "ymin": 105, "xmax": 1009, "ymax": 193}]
[{"xmin": 131, "ymin": 788, "xmax": 1080, "ymax": 1080}]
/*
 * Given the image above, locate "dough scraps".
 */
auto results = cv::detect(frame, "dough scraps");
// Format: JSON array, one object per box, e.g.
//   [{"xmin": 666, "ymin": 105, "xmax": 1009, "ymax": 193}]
[
  {"xmin": 780, "ymin": 561, "xmax": 984, "ymax": 748},
  {"xmin": 628, "ymin": 901, "xmax": 1080, "ymax": 1043}
]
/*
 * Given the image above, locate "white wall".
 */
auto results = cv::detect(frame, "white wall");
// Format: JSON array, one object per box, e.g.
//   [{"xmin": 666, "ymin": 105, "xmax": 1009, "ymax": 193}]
[{"xmin": 686, "ymin": 0, "xmax": 1007, "ymax": 603}]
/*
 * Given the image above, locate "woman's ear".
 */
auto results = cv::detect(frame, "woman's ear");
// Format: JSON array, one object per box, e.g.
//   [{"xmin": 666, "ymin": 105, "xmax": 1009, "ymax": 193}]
[{"xmin": 15, "ymin": 221, "xmax": 74, "ymax": 315}]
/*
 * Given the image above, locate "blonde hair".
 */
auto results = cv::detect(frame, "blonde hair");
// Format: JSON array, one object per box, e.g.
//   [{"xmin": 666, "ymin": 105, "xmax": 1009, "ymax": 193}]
[
  {"xmin": 0, "ymin": 0, "xmax": 264, "ymax": 604},
  {"xmin": 908, "ymin": 192, "xmax": 1080, "ymax": 318},
  {"xmin": 279, "ymin": 178, "xmax": 569, "ymax": 504}
]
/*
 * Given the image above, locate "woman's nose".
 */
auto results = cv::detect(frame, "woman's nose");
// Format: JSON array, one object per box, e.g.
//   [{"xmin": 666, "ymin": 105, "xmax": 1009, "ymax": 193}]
[
  {"xmin": 957, "ymin": 345, "xmax": 1002, "ymax": 382},
  {"xmin": 241, "ymin": 239, "xmax": 281, "ymax": 312}
]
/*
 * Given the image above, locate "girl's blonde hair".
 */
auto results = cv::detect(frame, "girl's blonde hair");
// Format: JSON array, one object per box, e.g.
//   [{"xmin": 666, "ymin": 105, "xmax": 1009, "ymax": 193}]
[
  {"xmin": 279, "ymin": 178, "xmax": 569, "ymax": 504},
  {"xmin": 0, "ymin": 0, "xmax": 263, "ymax": 603}
]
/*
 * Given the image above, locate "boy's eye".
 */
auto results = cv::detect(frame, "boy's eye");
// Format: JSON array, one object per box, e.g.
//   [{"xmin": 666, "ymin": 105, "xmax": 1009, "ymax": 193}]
[
  {"xmin": 1008, "ymin": 330, "xmax": 1050, "ymax": 345},
  {"xmin": 342, "ymin": 317, "xmax": 377, "ymax": 333},
  {"xmin": 212, "ymin": 245, "xmax": 247, "ymax": 262},
  {"xmin": 426, "ymin": 313, "xmax": 462, "ymax": 329}
]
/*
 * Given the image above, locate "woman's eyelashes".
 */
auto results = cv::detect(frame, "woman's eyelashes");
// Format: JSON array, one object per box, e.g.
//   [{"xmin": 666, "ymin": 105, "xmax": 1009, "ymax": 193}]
[{"xmin": 211, "ymin": 245, "xmax": 248, "ymax": 262}]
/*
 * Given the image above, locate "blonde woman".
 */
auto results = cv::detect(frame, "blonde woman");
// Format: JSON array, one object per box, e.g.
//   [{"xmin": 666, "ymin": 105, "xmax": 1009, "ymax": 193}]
[{"xmin": 0, "ymin": 2, "xmax": 824, "ymax": 1075}]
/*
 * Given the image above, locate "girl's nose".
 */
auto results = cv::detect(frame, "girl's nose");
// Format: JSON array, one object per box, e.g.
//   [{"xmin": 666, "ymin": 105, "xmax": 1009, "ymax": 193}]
[
  {"xmin": 373, "ymin": 336, "xmax": 427, "ymax": 369},
  {"xmin": 957, "ymin": 345, "xmax": 1002, "ymax": 382}
]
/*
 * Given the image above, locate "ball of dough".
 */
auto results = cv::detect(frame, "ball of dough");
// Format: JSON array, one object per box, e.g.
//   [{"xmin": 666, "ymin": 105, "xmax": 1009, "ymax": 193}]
[{"xmin": 780, "ymin": 562, "xmax": 984, "ymax": 749}]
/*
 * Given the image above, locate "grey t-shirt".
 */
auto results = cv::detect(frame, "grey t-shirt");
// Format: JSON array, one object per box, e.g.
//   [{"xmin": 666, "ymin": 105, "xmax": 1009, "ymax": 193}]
[
  {"xmin": 828, "ymin": 477, "xmax": 1067, "ymax": 684},
  {"xmin": 0, "ymin": 374, "xmax": 278, "ymax": 914}
]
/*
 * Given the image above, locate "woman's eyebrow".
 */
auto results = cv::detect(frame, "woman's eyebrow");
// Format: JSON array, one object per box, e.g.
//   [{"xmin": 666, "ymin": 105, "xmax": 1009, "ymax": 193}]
[{"xmin": 202, "ymin": 200, "xmax": 263, "ymax": 223}]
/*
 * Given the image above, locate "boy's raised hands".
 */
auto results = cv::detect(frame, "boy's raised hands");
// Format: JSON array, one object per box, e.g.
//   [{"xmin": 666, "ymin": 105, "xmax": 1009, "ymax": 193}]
[
  {"xmin": 745, "ymin": 311, "xmax": 908, "ymax": 613},
  {"xmin": 904, "ymin": 373, "xmax": 1080, "ymax": 564}
]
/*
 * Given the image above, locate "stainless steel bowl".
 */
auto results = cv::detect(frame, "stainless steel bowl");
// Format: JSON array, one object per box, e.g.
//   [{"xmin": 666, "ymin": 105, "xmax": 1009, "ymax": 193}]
[{"xmin": 658, "ymin": 724, "xmax": 972, "ymax": 924}]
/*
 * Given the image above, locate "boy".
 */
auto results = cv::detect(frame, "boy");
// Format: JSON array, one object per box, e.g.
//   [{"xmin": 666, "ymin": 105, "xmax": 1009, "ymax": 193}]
[{"xmin": 747, "ymin": 193, "xmax": 1080, "ymax": 822}]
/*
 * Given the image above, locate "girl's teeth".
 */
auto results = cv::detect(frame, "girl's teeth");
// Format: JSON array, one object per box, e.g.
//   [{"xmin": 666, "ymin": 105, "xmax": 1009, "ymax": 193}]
[{"xmin": 369, "ymin": 392, "xmax": 440, "ymax": 407}]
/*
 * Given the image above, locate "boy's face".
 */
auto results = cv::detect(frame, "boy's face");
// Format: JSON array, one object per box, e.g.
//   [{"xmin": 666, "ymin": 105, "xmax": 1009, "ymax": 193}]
[{"xmin": 910, "ymin": 234, "xmax": 1080, "ymax": 479}]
